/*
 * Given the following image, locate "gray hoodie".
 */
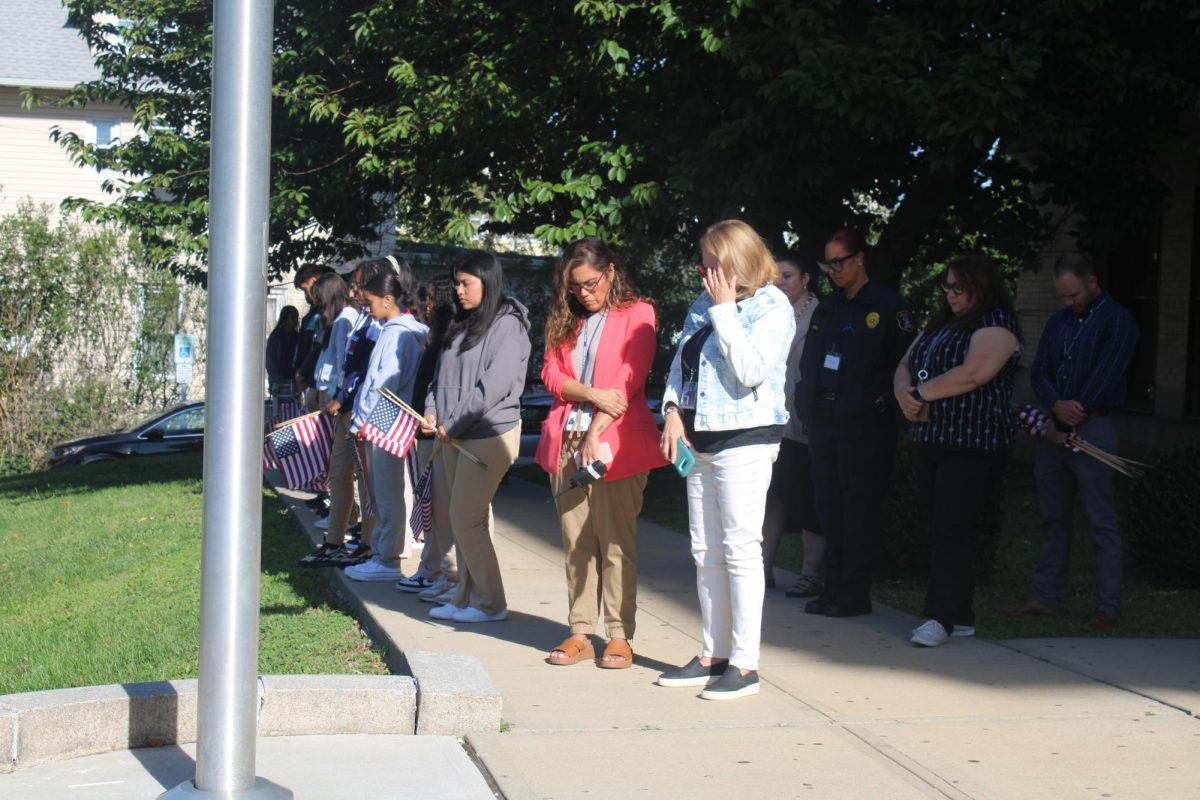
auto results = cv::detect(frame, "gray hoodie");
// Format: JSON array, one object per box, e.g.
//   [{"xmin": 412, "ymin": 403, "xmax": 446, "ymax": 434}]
[
  {"xmin": 351, "ymin": 313, "xmax": 429, "ymax": 432},
  {"xmin": 426, "ymin": 299, "xmax": 531, "ymax": 440}
]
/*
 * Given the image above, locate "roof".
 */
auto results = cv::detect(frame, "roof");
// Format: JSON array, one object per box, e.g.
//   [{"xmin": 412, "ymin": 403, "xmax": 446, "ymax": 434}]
[{"xmin": 0, "ymin": 0, "xmax": 102, "ymax": 89}]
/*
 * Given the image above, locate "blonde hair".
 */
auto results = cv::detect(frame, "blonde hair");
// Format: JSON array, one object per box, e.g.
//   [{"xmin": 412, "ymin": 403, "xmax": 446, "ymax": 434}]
[{"xmin": 700, "ymin": 219, "xmax": 780, "ymax": 298}]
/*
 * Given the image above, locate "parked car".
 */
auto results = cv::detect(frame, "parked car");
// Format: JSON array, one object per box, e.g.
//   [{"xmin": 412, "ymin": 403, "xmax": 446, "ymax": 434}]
[
  {"xmin": 515, "ymin": 388, "xmax": 663, "ymax": 467},
  {"xmin": 47, "ymin": 402, "xmax": 208, "ymax": 467}
]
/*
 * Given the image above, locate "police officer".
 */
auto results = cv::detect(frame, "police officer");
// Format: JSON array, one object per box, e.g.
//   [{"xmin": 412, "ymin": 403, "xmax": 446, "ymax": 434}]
[{"xmin": 797, "ymin": 228, "xmax": 914, "ymax": 617}]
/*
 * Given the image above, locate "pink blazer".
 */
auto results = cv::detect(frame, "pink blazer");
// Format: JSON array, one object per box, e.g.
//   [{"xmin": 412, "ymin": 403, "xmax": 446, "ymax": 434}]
[{"xmin": 535, "ymin": 301, "xmax": 667, "ymax": 482}]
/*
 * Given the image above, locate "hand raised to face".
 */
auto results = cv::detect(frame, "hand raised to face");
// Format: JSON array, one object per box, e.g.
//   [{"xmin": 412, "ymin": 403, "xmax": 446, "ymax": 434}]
[{"xmin": 703, "ymin": 261, "xmax": 738, "ymax": 306}]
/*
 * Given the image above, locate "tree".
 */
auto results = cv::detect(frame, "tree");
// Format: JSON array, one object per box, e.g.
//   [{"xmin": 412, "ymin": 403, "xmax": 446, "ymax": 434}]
[{"xmin": 52, "ymin": 1, "xmax": 1200, "ymax": 289}]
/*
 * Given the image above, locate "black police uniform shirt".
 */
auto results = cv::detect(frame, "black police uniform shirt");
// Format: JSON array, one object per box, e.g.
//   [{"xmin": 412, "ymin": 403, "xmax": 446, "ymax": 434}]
[{"xmin": 798, "ymin": 280, "xmax": 914, "ymax": 439}]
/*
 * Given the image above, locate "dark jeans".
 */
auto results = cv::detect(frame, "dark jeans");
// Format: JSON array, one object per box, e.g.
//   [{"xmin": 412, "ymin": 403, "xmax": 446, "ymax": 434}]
[
  {"xmin": 1033, "ymin": 417, "xmax": 1122, "ymax": 614},
  {"xmin": 809, "ymin": 425, "xmax": 895, "ymax": 608},
  {"xmin": 913, "ymin": 444, "xmax": 1008, "ymax": 633}
]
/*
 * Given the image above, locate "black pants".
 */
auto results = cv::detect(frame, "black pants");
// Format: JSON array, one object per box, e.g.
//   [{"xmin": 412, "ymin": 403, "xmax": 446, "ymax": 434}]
[
  {"xmin": 912, "ymin": 444, "xmax": 1007, "ymax": 632},
  {"xmin": 809, "ymin": 426, "xmax": 895, "ymax": 608}
]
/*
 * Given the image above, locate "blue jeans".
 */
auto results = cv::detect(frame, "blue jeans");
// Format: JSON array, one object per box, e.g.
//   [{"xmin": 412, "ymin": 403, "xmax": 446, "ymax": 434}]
[{"xmin": 1032, "ymin": 417, "xmax": 1122, "ymax": 614}]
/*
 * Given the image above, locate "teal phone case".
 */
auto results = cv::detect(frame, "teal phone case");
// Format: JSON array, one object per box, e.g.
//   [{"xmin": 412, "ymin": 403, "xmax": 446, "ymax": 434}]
[{"xmin": 673, "ymin": 438, "xmax": 695, "ymax": 477}]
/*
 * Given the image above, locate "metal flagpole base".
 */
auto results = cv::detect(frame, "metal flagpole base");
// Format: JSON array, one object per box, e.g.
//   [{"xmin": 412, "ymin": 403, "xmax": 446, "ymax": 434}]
[{"xmin": 159, "ymin": 777, "xmax": 294, "ymax": 799}]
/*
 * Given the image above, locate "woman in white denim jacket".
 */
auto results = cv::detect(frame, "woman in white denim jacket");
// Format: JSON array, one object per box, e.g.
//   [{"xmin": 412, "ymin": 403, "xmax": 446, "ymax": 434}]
[{"xmin": 656, "ymin": 220, "xmax": 794, "ymax": 701}]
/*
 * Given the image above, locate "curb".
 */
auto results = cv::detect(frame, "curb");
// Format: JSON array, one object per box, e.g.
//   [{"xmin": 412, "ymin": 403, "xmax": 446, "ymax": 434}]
[
  {"xmin": 0, "ymin": 675, "xmax": 415, "ymax": 772},
  {"xmin": 269, "ymin": 476, "xmax": 504, "ymax": 736}
]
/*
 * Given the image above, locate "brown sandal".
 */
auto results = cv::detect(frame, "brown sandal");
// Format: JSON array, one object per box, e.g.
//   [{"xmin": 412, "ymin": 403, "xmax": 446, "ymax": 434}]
[
  {"xmin": 597, "ymin": 638, "xmax": 633, "ymax": 669},
  {"xmin": 546, "ymin": 637, "xmax": 594, "ymax": 666}
]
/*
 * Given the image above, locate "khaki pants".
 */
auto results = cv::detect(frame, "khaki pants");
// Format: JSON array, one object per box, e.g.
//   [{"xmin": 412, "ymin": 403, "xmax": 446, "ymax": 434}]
[
  {"xmin": 550, "ymin": 434, "xmax": 648, "ymax": 640},
  {"xmin": 444, "ymin": 426, "xmax": 520, "ymax": 614},
  {"xmin": 319, "ymin": 393, "xmax": 372, "ymax": 547}
]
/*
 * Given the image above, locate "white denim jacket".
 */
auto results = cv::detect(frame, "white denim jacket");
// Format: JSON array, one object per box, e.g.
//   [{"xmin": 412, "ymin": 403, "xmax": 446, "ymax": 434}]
[{"xmin": 663, "ymin": 284, "xmax": 794, "ymax": 431}]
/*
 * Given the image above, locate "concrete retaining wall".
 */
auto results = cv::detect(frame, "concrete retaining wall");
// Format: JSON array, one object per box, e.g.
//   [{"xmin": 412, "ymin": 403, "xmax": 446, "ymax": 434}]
[{"xmin": 0, "ymin": 665, "xmax": 499, "ymax": 773}]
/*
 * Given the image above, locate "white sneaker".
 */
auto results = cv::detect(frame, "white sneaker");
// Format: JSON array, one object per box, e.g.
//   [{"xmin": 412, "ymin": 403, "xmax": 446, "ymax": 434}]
[
  {"xmin": 429, "ymin": 603, "xmax": 459, "ymax": 620},
  {"xmin": 951, "ymin": 625, "xmax": 976, "ymax": 638},
  {"xmin": 314, "ymin": 517, "xmax": 330, "ymax": 530},
  {"xmin": 420, "ymin": 583, "xmax": 458, "ymax": 604},
  {"xmin": 911, "ymin": 619, "xmax": 949, "ymax": 647},
  {"xmin": 344, "ymin": 558, "xmax": 402, "ymax": 582},
  {"xmin": 417, "ymin": 575, "xmax": 450, "ymax": 602},
  {"xmin": 451, "ymin": 606, "xmax": 508, "ymax": 623}
]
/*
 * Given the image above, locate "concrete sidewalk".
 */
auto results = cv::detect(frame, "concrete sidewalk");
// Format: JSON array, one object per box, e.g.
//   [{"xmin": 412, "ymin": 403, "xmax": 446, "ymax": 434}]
[{"xmin": 297, "ymin": 477, "xmax": 1200, "ymax": 799}]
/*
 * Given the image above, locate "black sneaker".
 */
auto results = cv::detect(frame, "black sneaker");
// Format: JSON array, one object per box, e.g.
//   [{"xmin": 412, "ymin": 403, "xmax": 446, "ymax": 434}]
[
  {"xmin": 656, "ymin": 656, "xmax": 729, "ymax": 688},
  {"xmin": 326, "ymin": 546, "xmax": 371, "ymax": 568},
  {"xmin": 298, "ymin": 542, "xmax": 341, "ymax": 567},
  {"xmin": 700, "ymin": 667, "xmax": 759, "ymax": 700}
]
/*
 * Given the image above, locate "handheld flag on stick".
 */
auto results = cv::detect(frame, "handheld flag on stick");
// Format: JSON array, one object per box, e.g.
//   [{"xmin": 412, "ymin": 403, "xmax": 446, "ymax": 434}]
[
  {"xmin": 379, "ymin": 387, "xmax": 487, "ymax": 470},
  {"xmin": 263, "ymin": 412, "xmax": 336, "ymax": 489},
  {"xmin": 409, "ymin": 451, "xmax": 435, "ymax": 536},
  {"xmin": 349, "ymin": 435, "xmax": 376, "ymax": 520},
  {"xmin": 360, "ymin": 392, "xmax": 420, "ymax": 460},
  {"xmin": 270, "ymin": 397, "xmax": 303, "ymax": 429},
  {"xmin": 1016, "ymin": 403, "xmax": 1146, "ymax": 478}
]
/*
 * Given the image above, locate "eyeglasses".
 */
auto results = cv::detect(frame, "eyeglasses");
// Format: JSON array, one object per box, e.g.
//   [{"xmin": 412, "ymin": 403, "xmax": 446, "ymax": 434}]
[
  {"xmin": 817, "ymin": 252, "xmax": 859, "ymax": 273},
  {"xmin": 568, "ymin": 273, "xmax": 607, "ymax": 296},
  {"xmin": 941, "ymin": 281, "xmax": 966, "ymax": 296}
]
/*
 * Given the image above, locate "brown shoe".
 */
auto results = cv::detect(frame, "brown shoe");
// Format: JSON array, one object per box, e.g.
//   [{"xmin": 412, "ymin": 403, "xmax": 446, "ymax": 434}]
[
  {"xmin": 1003, "ymin": 598, "xmax": 1066, "ymax": 618},
  {"xmin": 1082, "ymin": 611, "xmax": 1119, "ymax": 633}
]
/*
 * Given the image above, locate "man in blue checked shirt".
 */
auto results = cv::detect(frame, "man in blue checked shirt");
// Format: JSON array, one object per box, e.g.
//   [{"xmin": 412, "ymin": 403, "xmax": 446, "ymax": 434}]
[{"xmin": 1008, "ymin": 253, "xmax": 1138, "ymax": 633}]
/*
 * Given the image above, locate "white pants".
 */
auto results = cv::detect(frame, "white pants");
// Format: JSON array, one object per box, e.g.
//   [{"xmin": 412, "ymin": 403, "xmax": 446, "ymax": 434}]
[{"xmin": 687, "ymin": 442, "xmax": 778, "ymax": 671}]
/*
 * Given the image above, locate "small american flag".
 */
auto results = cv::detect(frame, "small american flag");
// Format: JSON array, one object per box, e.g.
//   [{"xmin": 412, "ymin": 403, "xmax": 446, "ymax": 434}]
[
  {"xmin": 350, "ymin": 436, "xmax": 375, "ymax": 520},
  {"xmin": 263, "ymin": 413, "xmax": 336, "ymax": 489},
  {"xmin": 271, "ymin": 396, "xmax": 303, "ymax": 428},
  {"xmin": 359, "ymin": 393, "xmax": 420, "ymax": 460},
  {"xmin": 409, "ymin": 452, "xmax": 434, "ymax": 536}
]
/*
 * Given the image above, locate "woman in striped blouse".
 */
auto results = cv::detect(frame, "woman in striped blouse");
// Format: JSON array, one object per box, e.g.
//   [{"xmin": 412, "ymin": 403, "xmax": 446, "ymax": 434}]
[{"xmin": 893, "ymin": 254, "xmax": 1022, "ymax": 648}]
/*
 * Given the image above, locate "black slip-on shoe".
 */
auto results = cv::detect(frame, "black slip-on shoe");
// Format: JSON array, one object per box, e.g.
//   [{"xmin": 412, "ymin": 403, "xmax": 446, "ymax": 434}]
[
  {"xmin": 656, "ymin": 656, "xmax": 729, "ymax": 688},
  {"xmin": 700, "ymin": 668, "xmax": 759, "ymax": 700}
]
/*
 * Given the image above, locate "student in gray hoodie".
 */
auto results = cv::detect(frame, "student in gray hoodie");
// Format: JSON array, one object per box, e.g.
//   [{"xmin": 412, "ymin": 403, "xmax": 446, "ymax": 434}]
[
  {"xmin": 345, "ymin": 270, "xmax": 429, "ymax": 582},
  {"xmin": 421, "ymin": 250, "xmax": 531, "ymax": 623}
]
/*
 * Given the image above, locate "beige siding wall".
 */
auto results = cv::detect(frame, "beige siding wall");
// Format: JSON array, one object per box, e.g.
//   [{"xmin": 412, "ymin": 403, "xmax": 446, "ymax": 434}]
[{"xmin": 0, "ymin": 86, "xmax": 133, "ymax": 217}]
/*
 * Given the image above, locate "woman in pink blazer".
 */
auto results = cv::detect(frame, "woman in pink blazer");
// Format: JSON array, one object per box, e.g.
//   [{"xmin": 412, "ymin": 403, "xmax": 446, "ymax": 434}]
[{"xmin": 535, "ymin": 237, "xmax": 666, "ymax": 668}]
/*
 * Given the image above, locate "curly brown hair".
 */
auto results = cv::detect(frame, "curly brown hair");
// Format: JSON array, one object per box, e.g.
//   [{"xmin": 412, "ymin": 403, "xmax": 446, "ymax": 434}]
[{"xmin": 544, "ymin": 238, "xmax": 643, "ymax": 352}]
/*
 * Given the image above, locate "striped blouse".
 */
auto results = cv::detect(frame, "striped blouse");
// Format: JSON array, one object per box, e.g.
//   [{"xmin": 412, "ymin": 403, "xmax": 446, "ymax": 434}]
[{"xmin": 907, "ymin": 308, "xmax": 1022, "ymax": 451}]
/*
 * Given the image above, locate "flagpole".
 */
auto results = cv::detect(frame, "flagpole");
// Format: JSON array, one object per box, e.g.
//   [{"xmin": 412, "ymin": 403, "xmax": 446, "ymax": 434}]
[
  {"xmin": 379, "ymin": 387, "xmax": 487, "ymax": 469},
  {"xmin": 160, "ymin": 0, "xmax": 290, "ymax": 796}
]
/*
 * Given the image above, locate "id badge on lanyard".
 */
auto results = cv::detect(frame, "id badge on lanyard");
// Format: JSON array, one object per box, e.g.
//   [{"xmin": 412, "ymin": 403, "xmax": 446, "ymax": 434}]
[
  {"xmin": 680, "ymin": 381, "xmax": 697, "ymax": 410},
  {"xmin": 823, "ymin": 350, "xmax": 841, "ymax": 371}
]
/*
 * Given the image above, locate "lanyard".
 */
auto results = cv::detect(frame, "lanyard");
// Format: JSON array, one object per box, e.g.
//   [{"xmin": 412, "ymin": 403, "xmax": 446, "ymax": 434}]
[
  {"xmin": 914, "ymin": 326, "xmax": 956, "ymax": 382},
  {"xmin": 1062, "ymin": 296, "xmax": 1106, "ymax": 361},
  {"xmin": 571, "ymin": 311, "xmax": 607, "ymax": 432},
  {"xmin": 579, "ymin": 310, "xmax": 607, "ymax": 385}
]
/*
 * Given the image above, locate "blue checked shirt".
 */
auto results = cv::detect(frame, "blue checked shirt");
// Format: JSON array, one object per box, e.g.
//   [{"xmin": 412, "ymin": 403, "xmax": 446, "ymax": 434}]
[{"xmin": 1030, "ymin": 291, "xmax": 1139, "ymax": 414}]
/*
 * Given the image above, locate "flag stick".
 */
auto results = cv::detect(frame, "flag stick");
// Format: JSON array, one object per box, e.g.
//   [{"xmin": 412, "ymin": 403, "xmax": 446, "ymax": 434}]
[
  {"xmin": 379, "ymin": 387, "xmax": 487, "ymax": 469},
  {"xmin": 270, "ymin": 409, "xmax": 321, "ymax": 432}
]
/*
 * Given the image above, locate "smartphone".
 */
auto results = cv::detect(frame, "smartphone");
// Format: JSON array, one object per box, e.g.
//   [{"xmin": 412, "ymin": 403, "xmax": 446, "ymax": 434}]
[{"xmin": 673, "ymin": 437, "xmax": 695, "ymax": 478}]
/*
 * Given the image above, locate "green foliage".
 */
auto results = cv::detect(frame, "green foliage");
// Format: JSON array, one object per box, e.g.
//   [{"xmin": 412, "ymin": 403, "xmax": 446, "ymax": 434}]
[
  {"xmin": 1122, "ymin": 440, "xmax": 1200, "ymax": 589},
  {"xmin": 0, "ymin": 452, "xmax": 387, "ymax": 694},
  {"xmin": 52, "ymin": 0, "xmax": 1200, "ymax": 289},
  {"xmin": 0, "ymin": 201, "xmax": 193, "ymax": 473}
]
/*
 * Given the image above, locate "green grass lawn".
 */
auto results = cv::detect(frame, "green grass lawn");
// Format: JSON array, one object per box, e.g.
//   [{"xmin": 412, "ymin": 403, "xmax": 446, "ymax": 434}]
[
  {"xmin": 510, "ymin": 460, "xmax": 1200, "ymax": 638},
  {"xmin": 0, "ymin": 452, "xmax": 387, "ymax": 696}
]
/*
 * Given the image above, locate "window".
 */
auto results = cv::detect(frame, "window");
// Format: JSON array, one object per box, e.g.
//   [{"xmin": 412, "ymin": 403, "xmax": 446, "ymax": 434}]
[
  {"xmin": 159, "ymin": 408, "xmax": 205, "ymax": 436},
  {"xmin": 87, "ymin": 119, "xmax": 120, "ymax": 149}
]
